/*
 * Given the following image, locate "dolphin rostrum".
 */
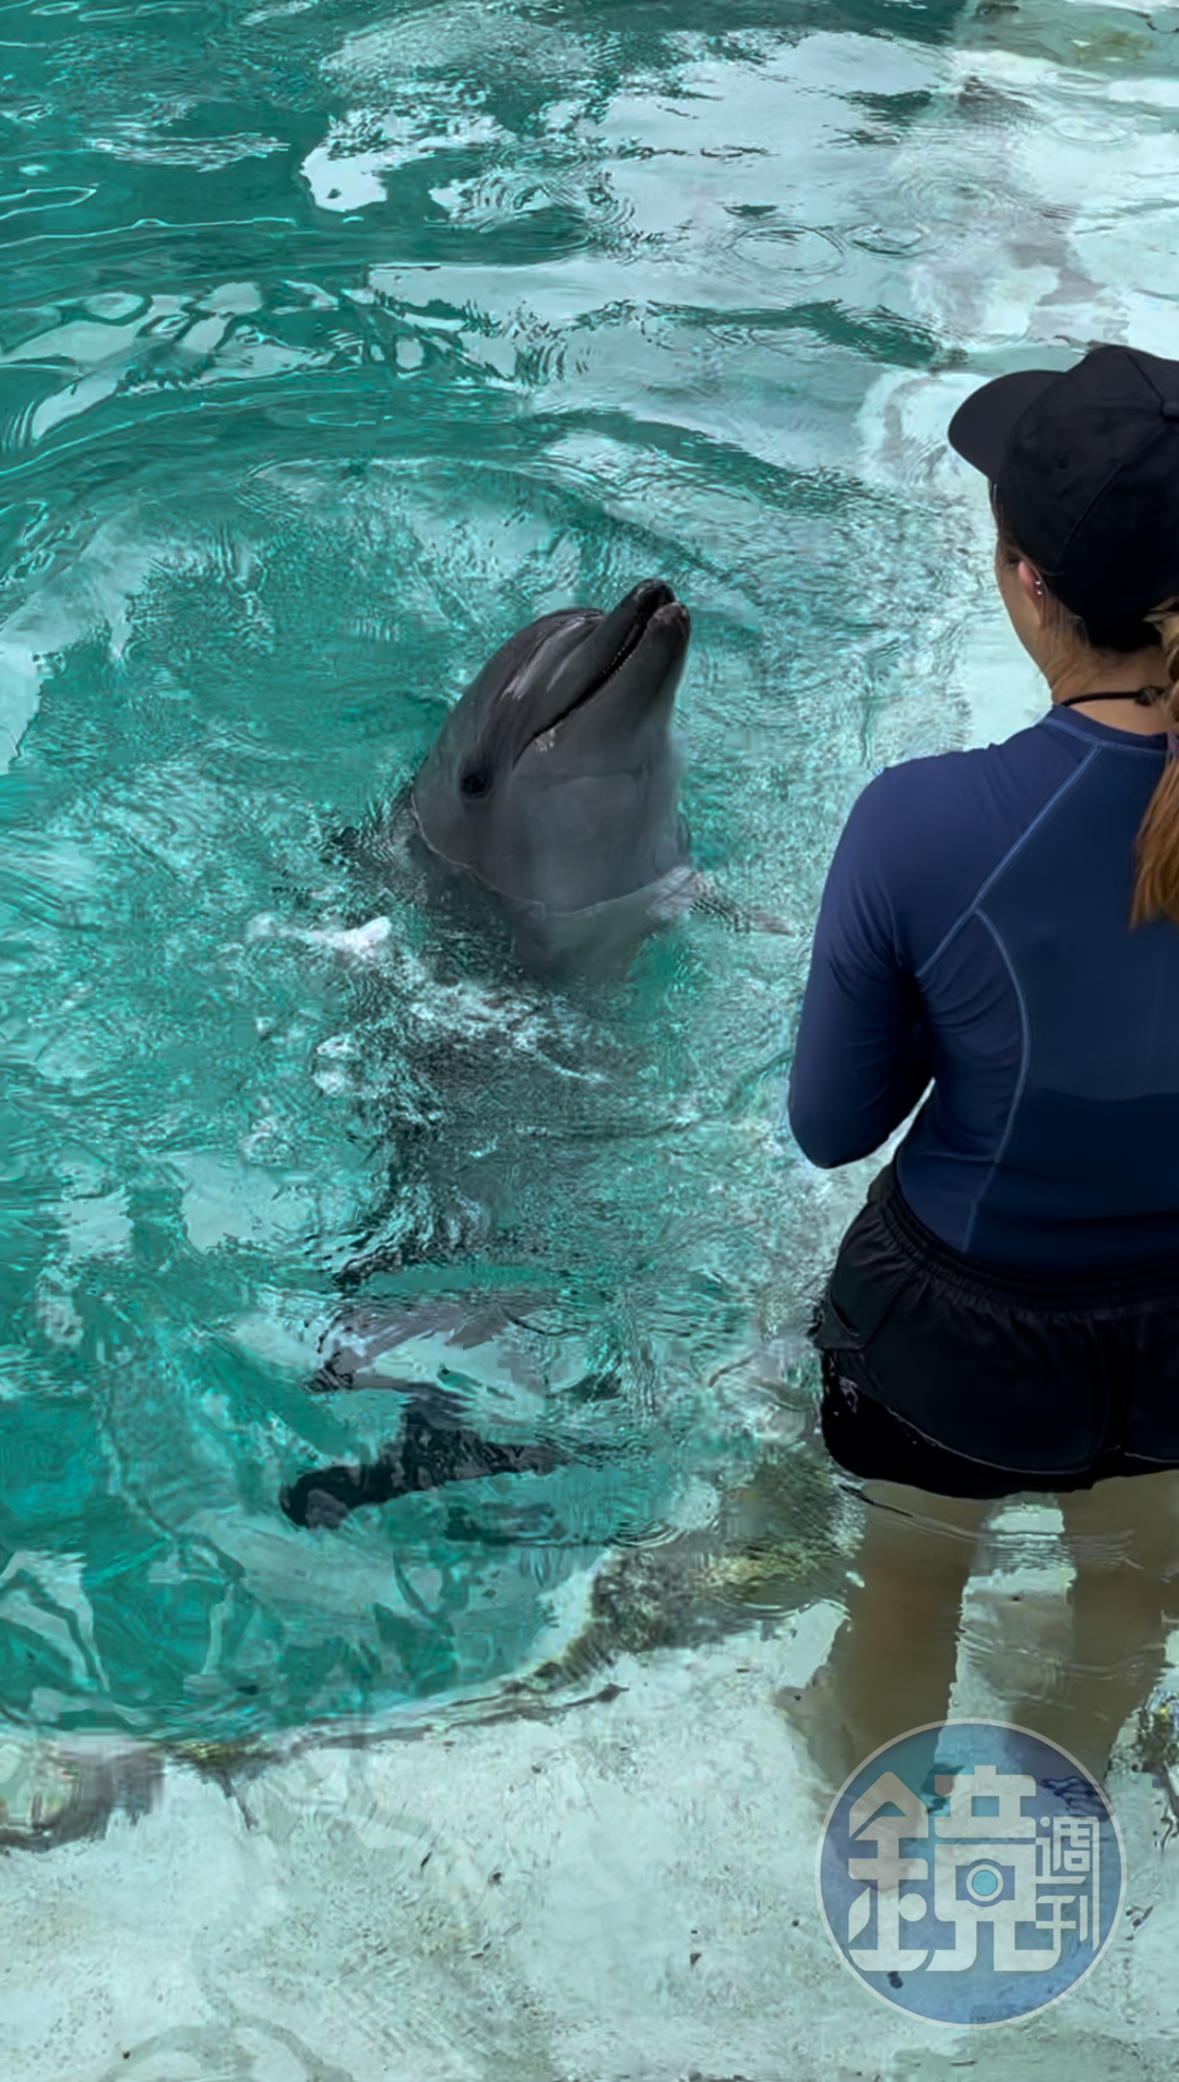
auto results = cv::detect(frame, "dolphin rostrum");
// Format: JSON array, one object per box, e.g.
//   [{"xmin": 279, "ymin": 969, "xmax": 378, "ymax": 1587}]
[{"xmin": 408, "ymin": 578, "xmax": 693, "ymax": 973}]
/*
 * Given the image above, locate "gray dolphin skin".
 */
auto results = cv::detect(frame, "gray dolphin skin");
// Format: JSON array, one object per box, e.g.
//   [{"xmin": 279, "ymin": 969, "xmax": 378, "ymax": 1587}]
[{"xmin": 409, "ymin": 578, "xmax": 693, "ymax": 971}]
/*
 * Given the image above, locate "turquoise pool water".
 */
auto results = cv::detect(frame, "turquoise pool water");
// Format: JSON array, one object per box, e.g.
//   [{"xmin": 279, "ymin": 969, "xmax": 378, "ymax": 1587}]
[{"xmin": 2, "ymin": 0, "xmax": 1175, "ymax": 1761}]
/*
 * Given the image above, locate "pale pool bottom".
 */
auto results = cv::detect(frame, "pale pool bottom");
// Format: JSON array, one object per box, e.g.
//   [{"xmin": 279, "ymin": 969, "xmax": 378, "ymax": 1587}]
[{"xmin": 2, "ymin": 1566, "xmax": 1177, "ymax": 2082}]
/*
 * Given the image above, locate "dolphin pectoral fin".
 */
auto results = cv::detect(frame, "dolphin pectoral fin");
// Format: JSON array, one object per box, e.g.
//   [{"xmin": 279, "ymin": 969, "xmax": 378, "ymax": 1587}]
[
  {"xmin": 687, "ymin": 876, "xmax": 796, "ymax": 937},
  {"xmin": 645, "ymin": 863, "xmax": 703, "ymax": 924}
]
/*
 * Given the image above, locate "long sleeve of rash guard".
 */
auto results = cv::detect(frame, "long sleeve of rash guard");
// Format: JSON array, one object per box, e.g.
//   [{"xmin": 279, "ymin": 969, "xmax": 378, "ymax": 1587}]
[{"xmin": 786, "ymin": 777, "xmax": 933, "ymax": 1169}]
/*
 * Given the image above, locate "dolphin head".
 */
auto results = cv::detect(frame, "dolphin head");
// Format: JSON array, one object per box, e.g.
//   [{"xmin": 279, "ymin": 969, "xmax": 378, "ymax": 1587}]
[{"xmin": 410, "ymin": 580, "xmax": 692, "ymax": 960}]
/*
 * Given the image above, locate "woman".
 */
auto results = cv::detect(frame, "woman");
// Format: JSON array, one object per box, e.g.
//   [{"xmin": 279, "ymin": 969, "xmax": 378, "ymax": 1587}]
[{"xmin": 785, "ymin": 344, "xmax": 1179, "ymax": 1793}]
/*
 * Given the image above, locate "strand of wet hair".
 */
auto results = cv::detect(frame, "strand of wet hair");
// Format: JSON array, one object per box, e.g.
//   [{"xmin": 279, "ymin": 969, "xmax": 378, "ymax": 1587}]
[{"xmin": 1132, "ymin": 597, "xmax": 1179, "ymax": 928}]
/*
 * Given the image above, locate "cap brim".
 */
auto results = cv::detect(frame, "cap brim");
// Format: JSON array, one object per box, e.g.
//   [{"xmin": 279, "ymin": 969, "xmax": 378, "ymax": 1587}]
[{"xmin": 948, "ymin": 369, "xmax": 1062, "ymax": 479}]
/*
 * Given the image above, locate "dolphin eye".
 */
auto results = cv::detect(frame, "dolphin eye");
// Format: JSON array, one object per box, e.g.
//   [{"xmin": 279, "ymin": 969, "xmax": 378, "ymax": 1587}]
[{"xmin": 460, "ymin": 769, "xmax": 491, "ymax": 799}]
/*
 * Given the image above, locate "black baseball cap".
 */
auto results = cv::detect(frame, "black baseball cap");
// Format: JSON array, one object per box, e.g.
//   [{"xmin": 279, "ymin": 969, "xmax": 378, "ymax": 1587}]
[{"xmin": 948, "ymin": 345, "xmax": 1179, "ymax": 634}]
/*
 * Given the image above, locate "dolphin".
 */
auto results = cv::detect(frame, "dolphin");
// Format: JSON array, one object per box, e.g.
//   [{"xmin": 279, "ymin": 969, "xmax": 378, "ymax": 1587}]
[
  {"xmin": 408, "ymin": 578, "xmax": 693, "ymax": 973},
  {"xmin": 282, "ymin": 583, "xmax": 696, "ymax": 1527}
]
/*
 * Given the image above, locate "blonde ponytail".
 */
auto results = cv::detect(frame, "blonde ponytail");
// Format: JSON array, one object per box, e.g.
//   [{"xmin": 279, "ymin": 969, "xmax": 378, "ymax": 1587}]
[{"xmin": 1131, "ymin": 598, "xmax": 1179, "ymax": 929}]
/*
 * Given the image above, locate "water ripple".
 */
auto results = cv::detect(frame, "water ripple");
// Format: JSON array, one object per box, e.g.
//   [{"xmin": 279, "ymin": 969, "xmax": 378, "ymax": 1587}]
[{"xmin": 0, "ymin": 0, "xmax": 1176, "ymax": 1739}]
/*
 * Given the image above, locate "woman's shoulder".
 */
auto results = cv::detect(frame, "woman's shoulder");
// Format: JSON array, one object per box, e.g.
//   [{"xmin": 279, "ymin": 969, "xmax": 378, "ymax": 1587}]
[
  {"xmin": 853, "ymin": 716, "xmax": 1072, "ymax": 836},
  {"xmin": 834, "ymin": 717, "xmax": 1081, "ymax": 918}
]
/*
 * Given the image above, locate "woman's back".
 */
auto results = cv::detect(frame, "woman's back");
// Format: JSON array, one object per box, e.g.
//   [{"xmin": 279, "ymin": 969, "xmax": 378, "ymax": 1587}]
[
  {"xmin": 789, "ymin": 345, "xmax": 1179, "ymax": 1804},
  {"xmin": 789, "ymin": 705, "xmax": 1179, "ymax": 1268}
]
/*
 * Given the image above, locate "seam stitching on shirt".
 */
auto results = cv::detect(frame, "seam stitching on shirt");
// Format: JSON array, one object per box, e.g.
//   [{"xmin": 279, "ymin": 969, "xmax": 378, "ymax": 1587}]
[
  {"xmin": 915, "ymin": 743, "xmax": 1099, "ymax": 985},
  {"xmin": 1046, "ymin": 711, "xmax": 1168, "ymax": 755},
  {"xmin": 961, "ymin": 911, "xmax": 1029, "ymax": 1257}
]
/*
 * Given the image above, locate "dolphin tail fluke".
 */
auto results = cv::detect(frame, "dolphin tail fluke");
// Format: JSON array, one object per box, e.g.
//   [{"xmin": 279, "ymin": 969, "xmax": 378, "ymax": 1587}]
[{"xmin": 281, "ymin": 1390, "xmax": 583, "ymax": 1531}]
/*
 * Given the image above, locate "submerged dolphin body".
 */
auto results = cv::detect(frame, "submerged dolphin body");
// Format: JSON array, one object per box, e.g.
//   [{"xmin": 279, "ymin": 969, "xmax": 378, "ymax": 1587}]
[{"xmin": 409, "ymin": 579, "xmax": 693, "ymax": 973}]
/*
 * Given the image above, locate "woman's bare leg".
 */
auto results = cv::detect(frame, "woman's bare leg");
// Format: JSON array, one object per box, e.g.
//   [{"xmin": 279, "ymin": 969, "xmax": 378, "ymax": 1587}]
[
  {"xmin": 783, "ymin": 1465, "xmax": 1179, "ymax": 1792},
  {"xmin": 1003, "ymin": 1471, "xmax": 1179, "ymax": 1780},
  {"xmin": 781, "ymin": 1481, "xmax": 990, "ymax": 1788}
]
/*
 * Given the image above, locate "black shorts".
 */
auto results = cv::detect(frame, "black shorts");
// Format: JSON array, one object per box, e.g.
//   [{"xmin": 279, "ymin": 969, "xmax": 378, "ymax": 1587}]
[{"xmin": 810, "ymin": 1165, "xmax": 1179, "ymax": 1500}]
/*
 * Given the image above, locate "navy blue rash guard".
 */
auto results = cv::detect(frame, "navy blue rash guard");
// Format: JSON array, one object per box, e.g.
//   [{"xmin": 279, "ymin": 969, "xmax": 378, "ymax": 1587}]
[{"xmin": 787, "ymin": 706, "xmax": 1179, "ymax": 1271}]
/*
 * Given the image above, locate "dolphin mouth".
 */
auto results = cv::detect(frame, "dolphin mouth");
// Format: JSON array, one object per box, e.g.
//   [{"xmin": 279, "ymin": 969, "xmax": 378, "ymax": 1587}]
[{"xmin": 524, "ymin": 580, "xmax": 686, "ymax": 749}]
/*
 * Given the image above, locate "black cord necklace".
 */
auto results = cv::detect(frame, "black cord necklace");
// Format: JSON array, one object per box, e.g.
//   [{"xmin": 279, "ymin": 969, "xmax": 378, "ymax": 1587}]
[{"xmin": 1057, "ymin": 688, "xmax": 1167, "ymax": 710}]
